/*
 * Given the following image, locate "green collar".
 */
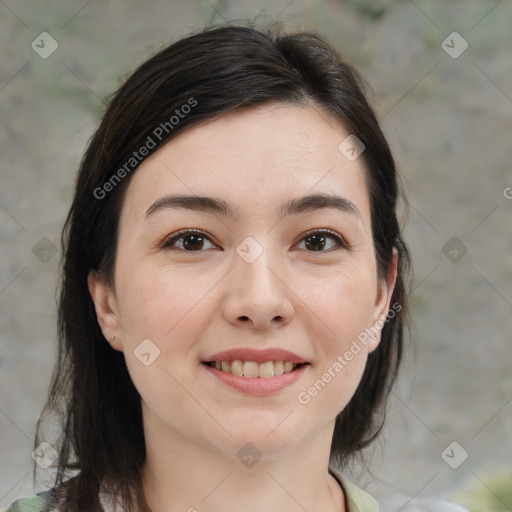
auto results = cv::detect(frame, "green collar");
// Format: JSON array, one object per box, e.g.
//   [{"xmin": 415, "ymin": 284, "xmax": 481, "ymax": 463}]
[
  {"xmin": 7, "ymin": 469, "xmax": 380, "ymax": 512},
  {"xmin": 329, "ymin": 466, "xmax": 381, "ymax": 511}
]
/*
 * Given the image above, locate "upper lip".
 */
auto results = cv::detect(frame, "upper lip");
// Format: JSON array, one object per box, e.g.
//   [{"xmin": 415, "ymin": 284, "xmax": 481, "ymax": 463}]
[{"xmin": 203, "ymin": 348, "xmax": 309, "ymax": 364}]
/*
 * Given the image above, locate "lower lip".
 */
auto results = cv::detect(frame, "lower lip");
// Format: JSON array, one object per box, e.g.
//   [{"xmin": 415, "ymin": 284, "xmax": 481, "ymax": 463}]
[{"xmin": 202, "ymin": 364, "xmax": 309, "ymax": 395}]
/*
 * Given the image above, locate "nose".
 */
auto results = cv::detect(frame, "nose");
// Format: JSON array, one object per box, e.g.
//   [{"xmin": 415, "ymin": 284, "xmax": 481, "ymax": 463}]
[{"xmin": 221, "ymin": 249, "xmax": 295, "ymax": 330}]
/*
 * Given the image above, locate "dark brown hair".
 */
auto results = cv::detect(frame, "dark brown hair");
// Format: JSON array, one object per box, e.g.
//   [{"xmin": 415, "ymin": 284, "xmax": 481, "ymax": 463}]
[{"xmin": 34, "ymin": 21, "xmax": 411, "ymax": 512}]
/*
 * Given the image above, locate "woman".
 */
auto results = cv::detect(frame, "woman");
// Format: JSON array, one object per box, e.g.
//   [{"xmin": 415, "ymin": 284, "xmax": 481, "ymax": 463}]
[{"xmin": 7, "ymin": 22, "xmax": 412, "ymax": 511}]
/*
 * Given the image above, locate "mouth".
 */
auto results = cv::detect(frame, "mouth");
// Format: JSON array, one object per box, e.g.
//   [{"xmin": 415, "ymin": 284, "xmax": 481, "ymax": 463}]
[{"xmin": 202, "ymin": 360, "xmax": 310, "ymax": 378}]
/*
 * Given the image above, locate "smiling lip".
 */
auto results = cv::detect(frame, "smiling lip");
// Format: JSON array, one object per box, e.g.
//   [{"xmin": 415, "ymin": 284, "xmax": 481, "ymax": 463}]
[
  {"xmin": 201, "ymin": 348, "xmax": 310, "ymax": 395},
  {"xmin": 203, "ymin": 363, "xmax": 309, "ymax": 395},
  {"xmin": 203, "ymin": 348, "xmax": 308, "ymax": 364}
]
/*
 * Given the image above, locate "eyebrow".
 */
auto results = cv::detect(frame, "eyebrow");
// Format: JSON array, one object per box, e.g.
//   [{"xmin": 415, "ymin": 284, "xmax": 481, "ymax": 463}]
[{"xmin": 144, "ymin": 193, "xmax": 362, "ymax": 222}]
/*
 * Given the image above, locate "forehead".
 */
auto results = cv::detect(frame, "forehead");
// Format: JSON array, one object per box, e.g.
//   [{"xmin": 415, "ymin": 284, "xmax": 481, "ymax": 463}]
[{"xmin": 119, "ymin": 103, "xmax": 371, "ymax": 225}]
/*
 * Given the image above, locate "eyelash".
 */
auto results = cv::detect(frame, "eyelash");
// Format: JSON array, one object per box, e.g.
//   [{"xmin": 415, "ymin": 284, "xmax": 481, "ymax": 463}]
[{"xmin": 158, "ymin": 228, "xmax": 350, "ymax": 252}]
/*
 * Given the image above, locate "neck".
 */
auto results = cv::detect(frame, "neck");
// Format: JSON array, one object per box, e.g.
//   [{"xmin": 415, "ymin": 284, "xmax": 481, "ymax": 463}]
[{"xmin": 140, "ymin": 413, "xmax": 345, "ymax": 512}]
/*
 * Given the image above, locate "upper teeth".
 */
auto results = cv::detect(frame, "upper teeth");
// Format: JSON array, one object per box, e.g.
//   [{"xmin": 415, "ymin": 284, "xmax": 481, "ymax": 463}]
[{"xmin": 210, "ymin": 360, "xmax": 299, "ymax": 378}]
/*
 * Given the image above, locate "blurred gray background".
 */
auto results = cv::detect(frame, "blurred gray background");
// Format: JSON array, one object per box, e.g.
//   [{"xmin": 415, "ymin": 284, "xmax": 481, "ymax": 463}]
[{"xmin": 1, "ymin": 1, "xmax": 511, "ymax": 511}]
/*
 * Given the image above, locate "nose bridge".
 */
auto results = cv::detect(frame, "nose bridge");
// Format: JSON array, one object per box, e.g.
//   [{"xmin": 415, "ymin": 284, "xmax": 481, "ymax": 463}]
[
  {"xmin": 223, "ymin": 237, "xmax": 293, "ymax": 328},
  {"xmin": 235, "ymin": 239, "xmax": 284, "ymax": 295}
]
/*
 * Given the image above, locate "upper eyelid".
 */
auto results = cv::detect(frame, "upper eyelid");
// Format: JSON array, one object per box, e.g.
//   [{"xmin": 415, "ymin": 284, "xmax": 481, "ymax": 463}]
[
  {"xmin": 158, "ymin": 228, "xmax": 215, "ymax": 248},
  {"xmin": 296, "ymin": 228, "xmax": 351, "ymax": 249}
]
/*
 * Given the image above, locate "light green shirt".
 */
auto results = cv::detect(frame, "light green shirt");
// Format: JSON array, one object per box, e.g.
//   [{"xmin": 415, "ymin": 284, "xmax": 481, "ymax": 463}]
[
  {"xmin": 3, "ymin": 466, "xmax": 380, "ymax": 511},
  {"xmin": 330, "ymin": 466, "xmax": 381, "ymax": 511}
]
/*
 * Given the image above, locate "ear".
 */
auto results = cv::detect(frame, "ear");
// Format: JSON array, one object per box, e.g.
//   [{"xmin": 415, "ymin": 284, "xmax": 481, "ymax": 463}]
[
  {"xmin": 87, "ymin": 271, "xmax": 123, "ymax": 351},
  {"xmin": 367, "ymin": 247, "xmax": 399, "ymax": 353}
]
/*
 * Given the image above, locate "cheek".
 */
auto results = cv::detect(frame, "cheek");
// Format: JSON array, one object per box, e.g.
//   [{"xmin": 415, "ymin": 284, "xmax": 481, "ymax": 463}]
[
  {"xmin": 116, "ymin": 267, "xmax": 211, "ymax": 430},
  {"xmin": 117, "ymin": 263, "xmax": 211, "ymax": 342},
  {"xmin": 295, "ymin": 267, "xmax": 376, "ymax": 410},
  {"xmin": 330, "ymin": 270, "xmax": 377, "ymax": 368},
  {"xmin": 115, "ymin": 264, "xmax": 218, "ymax": 392},
  {"xmin": 300, "ymin": 264, "xmax": 376, "ymax": 344}
]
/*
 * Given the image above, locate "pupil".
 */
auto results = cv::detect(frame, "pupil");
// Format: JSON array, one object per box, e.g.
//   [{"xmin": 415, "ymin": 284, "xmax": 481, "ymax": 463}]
[
  {"xmin": 182, "ymin": 234, "xmax": 327, "ymax": 251},
  {"xmin": 305, "ymin": 234, "xmax": 326, "ymax": 251},
  {"xmin": 183, "ymin": 234, "xmax": 204, "ymax": 250}
]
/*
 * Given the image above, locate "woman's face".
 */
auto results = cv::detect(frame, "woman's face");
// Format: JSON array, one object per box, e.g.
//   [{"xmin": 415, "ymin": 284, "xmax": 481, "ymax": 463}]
[{"xmin": 89, "ymin": 103, "xmax": 396, "ymax": 460}]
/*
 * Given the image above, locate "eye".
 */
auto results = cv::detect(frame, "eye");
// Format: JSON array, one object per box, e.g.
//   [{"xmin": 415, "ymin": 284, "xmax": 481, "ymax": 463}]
[
  {"xmin": 160, "ymin": 229, "xmax": 217, "ymax": 251},
  {"xmin": 159, "ymin": 228, "xmax": 349, "ymax": 253},
  {"xmin": 295, "ymin": 229, "xmax": 349, "ymax": 252}
]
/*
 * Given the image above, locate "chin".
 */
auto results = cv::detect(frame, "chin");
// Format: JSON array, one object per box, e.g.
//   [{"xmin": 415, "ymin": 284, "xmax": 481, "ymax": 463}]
[{"xmin": 206, "ymin": 413, "xmax": 312, "ymax": 458}]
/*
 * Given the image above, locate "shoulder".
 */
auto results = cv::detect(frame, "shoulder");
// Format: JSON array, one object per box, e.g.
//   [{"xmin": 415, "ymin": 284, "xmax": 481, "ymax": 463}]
[
  {"xmin": 329, "ymin": 466, "xmax": 381, "ymax": 511},
  {"xmin": 2, "ymin": 490, "xmax": 52, "ymax": 512},
  {"xmin": 328, "ymin": 466, "xmax": 471, "ymax": 512},
  {"xmin": 379, "ymin": 494, "xmax": 471, "ymax": 511}
]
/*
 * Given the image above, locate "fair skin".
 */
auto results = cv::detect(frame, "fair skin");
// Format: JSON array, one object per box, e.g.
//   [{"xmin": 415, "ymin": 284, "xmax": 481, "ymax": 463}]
[{"xmin": 89, "ymin": 103, "xmax": 397, "ymax": 512}]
